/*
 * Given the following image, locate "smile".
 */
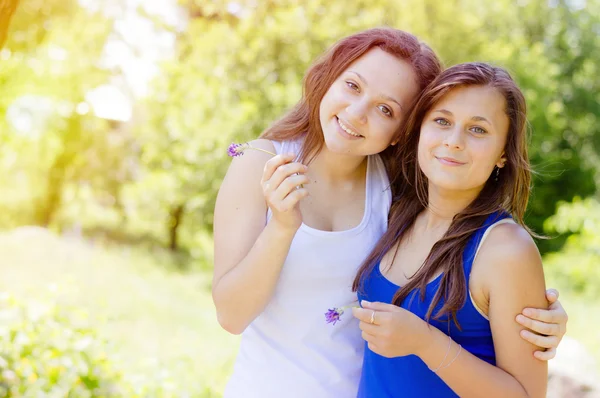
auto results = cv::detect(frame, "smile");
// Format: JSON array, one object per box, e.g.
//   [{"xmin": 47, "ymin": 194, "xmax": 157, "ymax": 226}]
[
  {"xmin": 337, "ymin": 117, "xmax": 363, "ymax": 137},
  {"xmin": 435, "ymin": 156, "xmax": 466, "ymax": 166}
]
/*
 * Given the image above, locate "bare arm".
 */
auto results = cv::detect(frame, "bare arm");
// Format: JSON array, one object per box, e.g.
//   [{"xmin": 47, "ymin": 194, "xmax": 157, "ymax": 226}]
[
  {"xmin": 418, "ymin": 224, "xmax": 548, "ymax": 397},
  {"xmin": 212, "ymin": 139, "xmax": 309, "ymax": 334}
]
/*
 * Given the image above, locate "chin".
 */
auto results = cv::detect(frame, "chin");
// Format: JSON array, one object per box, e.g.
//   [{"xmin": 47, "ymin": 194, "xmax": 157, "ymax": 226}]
[
  {"xmin": 426, "ymin": 175, "xmax": 465, "ymax": 191},
  {"xmin": 321, "ymin": 132, "xmax": 350, "ymax": 153}
]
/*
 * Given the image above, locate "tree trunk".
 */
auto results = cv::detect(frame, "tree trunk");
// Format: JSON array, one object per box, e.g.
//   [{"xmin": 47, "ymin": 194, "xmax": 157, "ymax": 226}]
[
  {"xmin": 168, "ymin": 203, "xmax": 185, "ymax": 251},
  {"xmin": 35, "ymin": 153, "xmax": 67, "ymax": 227},
  {"xmin": 0, "ymin": 0, "xmax": 20, "ymax": 49}
]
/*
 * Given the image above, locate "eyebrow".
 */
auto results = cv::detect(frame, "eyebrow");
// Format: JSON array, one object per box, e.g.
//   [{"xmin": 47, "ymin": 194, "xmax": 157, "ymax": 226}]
[
  {"xmin": 348, "ymin": 70, "xmax": 403, "ymax": 110},
  {"xmin": 435, "ymin": 109, "xmax": 491, "ymax": 125}
]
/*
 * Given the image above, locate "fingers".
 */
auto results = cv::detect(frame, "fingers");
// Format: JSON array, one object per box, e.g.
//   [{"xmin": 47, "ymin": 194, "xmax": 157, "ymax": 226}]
[
  {"xmin": 534, "ymin": 347, "xmax": 556, "ymax": 361},
  {"xmin": 261, "ymin": 153, "xmax": 297, "ymax": 183},
  {"xmin": 276, "ymin": 187, "xmax": 310, "ymax": 212},
  {"xmin": 361, "ymin": 329, "xmax": 377, "ymax": 342},
  {"xmin": 352, "ymin": 307, "xmax": 377, "ymax": 324},
  {"xmin": 516, "ymin": 314, "xmax": 559, "ymax": 336},
  {"xmin": 519, "ymin": 329, "xmax": 560, "ymax": 349},
  {"xmin": 361, "ymin": 300, "xmax": 402, "ymax": 313},
  {"xmin": 261, "ymin": 154, "xmax": 310, "ymax": 212},
  {"xmin": 367, "ymin": 342, "xmax": 380, "ymax": 355},
  {"xmin": 273, "ymin": 174, "xmax": 310, "ymax": 200},
  {"xmin": 521, "ymin": 307, "xmax": 560, "ymax": 324},
  {"xmin": 358, "ymin": 323, "xmax": 381, "ymax": 354},
  {"xmin": 264, "ymin": 159, "xmax": 308, "ymax": 191},
  {"xmin": 546, "ymin": 288, "xmax": 559, "ymax": 303}
]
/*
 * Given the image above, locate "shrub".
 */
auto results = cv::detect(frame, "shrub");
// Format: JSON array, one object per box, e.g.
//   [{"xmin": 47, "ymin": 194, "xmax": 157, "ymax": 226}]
[
  {"xmin": 543, "ymin": 197, "xmax": 600, "ymax": 297},
  {"xmin": 0, "ymin": 293, "xmax": 131, "ymax": 397}
]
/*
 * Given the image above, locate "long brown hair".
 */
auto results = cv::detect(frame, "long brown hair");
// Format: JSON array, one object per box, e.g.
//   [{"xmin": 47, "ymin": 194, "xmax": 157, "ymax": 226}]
[
  {"xmin": 260, "ymin": 28, "xmax": 443, "ymax": 164},
  {"xmin": 353, "ymin": 63, "xmax": 532, "ymax": 326}
]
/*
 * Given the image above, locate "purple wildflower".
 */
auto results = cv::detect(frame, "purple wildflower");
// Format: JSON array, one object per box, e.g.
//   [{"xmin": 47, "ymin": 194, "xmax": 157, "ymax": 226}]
[
  {"xmin": 227, "ymin": 142, "xmax": 277, "ymax": 158},
  {"xmin": 325, "ymin": 307, "xmax": 344, "ymax": 325},
  {"xmin": 227, "ymin": 143, "xmax": 243, "ymax": 157}
]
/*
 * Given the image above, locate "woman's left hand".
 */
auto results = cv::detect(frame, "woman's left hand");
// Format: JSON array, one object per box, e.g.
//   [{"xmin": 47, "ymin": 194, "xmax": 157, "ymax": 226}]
[
  {"xmin": 352, "ymin": 300, "xmax": 430, "ymax": 358},
  {"xmin": 516, "ymin": 288, "xmax": 568, "ymax": 361}
]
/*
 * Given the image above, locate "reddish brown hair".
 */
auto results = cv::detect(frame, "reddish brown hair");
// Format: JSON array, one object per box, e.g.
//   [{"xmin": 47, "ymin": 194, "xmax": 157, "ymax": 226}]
[
  {"xmin": 353, "ymin": 62, "xmax": 532, "ymax": 326},
  {"xmin": 260, "ymin": 28, "xmax": 443, "ymax": 163}
]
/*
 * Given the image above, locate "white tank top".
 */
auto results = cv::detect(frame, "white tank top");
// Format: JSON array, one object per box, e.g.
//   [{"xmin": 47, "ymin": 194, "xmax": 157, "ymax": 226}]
[{"xmin": 224, "ymin": 139, "xmax": 392, "ymax": 398}]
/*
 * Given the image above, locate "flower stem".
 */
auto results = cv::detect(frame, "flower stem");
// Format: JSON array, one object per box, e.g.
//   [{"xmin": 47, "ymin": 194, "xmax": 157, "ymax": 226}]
[{"xmin": 246, "ymin": 146, "xmax": 277, "ymax": 156}]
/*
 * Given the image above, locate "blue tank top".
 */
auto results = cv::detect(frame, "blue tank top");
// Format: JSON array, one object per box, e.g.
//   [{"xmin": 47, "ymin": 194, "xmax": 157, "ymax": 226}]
[{"xmin": 356, "ymin": 212, "xmax": 510, "ymax": 397}]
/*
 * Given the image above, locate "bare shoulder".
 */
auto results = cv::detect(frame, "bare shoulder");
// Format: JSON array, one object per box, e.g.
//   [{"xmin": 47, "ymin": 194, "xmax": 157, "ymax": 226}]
[
  {"xmin": 472, "ymin": 220, "xmax": 545, "ymax": 302},
  {"xmin": 220, "ymin": 139, "xmax": 276, "ymax": 188},
  {"xmin": 213, "ymin": 139, "xmax": 278, "ymax": 280},
  {"xmin": 476, "ymin": 221, "xmax": 541, "ymax": 272}
]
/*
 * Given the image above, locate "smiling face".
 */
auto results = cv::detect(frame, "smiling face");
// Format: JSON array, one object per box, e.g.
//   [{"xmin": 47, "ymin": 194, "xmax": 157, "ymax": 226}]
[
  {"xmin": 417, "ymin": 85, "xmax": 509, "ymax": 194},
  {"xmin": 318, "ymin": 47, "xmax": 420, "ymax": 156}
]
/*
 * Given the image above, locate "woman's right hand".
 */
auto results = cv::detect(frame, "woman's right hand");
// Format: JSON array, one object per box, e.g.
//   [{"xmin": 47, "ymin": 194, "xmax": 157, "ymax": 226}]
[{"xmin": 261, "ymin": 153, "xmax": 310, "ymax": 231}]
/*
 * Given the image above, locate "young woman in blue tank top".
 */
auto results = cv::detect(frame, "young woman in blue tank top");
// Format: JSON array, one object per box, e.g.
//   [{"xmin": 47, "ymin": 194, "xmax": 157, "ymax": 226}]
[
  {"xmin": 215, "ymin": 29, "xmax": 568, "ymax": 397},
  {"xmin": 352, "ymin": 63, "xmax": 549, "ymax": 397}
]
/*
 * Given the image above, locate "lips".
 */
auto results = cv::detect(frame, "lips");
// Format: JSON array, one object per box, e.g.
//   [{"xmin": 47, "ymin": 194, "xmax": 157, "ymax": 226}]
[
  {"xmin": 336, "ymin": 116, "xmax": 363, "ymax": 138},
  {"xmin": 435, "ymin": 156, "xmax": 466, "ymax": 166}
]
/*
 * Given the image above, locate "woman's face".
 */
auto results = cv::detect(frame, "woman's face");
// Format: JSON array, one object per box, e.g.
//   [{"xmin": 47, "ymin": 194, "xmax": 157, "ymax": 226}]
[
  {"xmin": 319, "ymin": 47, "xmax": 420, "ymax": 157},
  {"xmin": 418, "ymin": 85, "xmax": 509, "ymax": 193}
]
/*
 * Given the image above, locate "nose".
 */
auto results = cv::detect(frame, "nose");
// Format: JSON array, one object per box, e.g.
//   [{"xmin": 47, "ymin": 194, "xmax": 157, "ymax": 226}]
[
  {"xmin": 346, "ymin": 98, "xmax": 368, "ymax": 125},
  {"xmin": 443, "ymin": 126, "xmax": 465, "ymax": 150}
]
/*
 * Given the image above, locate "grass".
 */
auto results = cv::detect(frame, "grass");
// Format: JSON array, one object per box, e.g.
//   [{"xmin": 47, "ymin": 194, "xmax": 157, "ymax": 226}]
[
  {"xmin": 0, "ymin": 227, "xmax": 239, "ymax": 397},
  {"xmin": 0, "ymin": 227, "xmax": 598, "ymax": 396}
]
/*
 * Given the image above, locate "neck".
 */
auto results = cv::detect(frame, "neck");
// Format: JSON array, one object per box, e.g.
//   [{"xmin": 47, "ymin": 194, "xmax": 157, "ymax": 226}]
[
  {"xmin": 422, "ymin": 183, "xmax": 481, "ymax": 230},
  {"xmin": 309, "ymin": 146, "xmax": 368, "ymax": 183}
]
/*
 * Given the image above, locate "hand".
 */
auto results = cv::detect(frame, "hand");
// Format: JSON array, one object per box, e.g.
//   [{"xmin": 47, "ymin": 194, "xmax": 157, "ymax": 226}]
[
  {"xmin": 261, "ymin": 153, "xmax": 310, "ymax": 231},
  {"xmin": 516, "ymin": 288, "xmax": 568, "ymax": 361},
  {"xmin": 352, "ymin": 300, "xmax": 430, "ymax": 358}
]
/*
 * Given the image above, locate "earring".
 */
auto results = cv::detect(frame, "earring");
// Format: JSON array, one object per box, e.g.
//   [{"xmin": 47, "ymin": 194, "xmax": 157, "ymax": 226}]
[{"xmin": 495, "ymin": 167, "xmax": 500, "ymax": 182}]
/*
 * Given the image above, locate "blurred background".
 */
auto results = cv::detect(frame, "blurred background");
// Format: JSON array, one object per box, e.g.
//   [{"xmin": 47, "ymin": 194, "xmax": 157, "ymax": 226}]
[{"xmin": 0, "ymin": 0, "xmax": 598, "ymax": 396}]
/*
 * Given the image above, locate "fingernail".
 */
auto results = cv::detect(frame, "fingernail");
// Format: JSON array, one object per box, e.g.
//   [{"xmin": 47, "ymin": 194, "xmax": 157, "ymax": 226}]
[
  {"xmin": 523, "ymin": 309, "xmax": 533, "ymax": 316},
  {"xmin": 361, "ymin": 300, "xmax": 370, "ymax": 306},
  {"xmin": 516, "ymin": 315, "xmax": 525, "ymax": 323}
]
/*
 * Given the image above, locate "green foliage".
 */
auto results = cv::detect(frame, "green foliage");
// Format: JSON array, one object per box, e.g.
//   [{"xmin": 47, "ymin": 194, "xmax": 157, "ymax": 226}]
[
  {"xmin": 0, "ymin": 294, "xmax": 129, "ymax": 397},
  {"xmin": 0, "ymin": 0, "xmax": 133, "ymax": 231},
  {"xmin": 0, "ymin": 289, "xmax": 221, "ymax": 397},
  {"xmin": 129, "ymin": 0, "xmax": 599, "ymax": 254},
  {"xmin": 0, "ymin": 230, "xmax": 237, "ymax": 397},
  {"xmin": 543, "ymin": 197, "xmax": 600, "ymax": 297},
  {"xmin": 1, "ymin": 0, "xmax": 599, "ymax": 254}
]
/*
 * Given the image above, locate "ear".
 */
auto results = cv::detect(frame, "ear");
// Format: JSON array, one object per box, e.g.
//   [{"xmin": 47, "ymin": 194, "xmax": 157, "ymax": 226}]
[{"xmin": 496, "ymin": 152, "xmax": 507, "ymax": 169}]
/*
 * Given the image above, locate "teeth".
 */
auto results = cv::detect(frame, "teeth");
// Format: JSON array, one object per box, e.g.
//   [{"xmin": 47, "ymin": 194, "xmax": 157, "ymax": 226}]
[{"xmin": 337, "ymin": 118, "xmax": 361, "ymax": 137}]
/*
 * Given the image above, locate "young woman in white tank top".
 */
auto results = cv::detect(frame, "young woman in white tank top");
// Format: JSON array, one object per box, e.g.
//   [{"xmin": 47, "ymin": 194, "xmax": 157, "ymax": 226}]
[{"xmin": 213, "ymin": 29, "xmax": 568, "ymax": 398}]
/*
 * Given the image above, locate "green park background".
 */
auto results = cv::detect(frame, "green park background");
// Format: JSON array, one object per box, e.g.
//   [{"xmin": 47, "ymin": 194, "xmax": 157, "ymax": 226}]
[{"xmin": 0, "ymin": 0, "xmax": 598, "ymax": 396}]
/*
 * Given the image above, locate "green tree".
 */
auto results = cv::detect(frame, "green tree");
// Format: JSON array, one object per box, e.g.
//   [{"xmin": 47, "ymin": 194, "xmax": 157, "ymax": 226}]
[{"xmin": 0, "ymin": 0, "xmax": 133, "ymax": 230}]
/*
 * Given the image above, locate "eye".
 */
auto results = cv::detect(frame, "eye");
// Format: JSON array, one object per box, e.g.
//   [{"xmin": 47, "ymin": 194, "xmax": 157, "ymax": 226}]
[
  {"xmin": 378, "ymin": 105, "xmax": 393, "ymax": 117},
  {"xmin": 345, "ymin": 81, "xmax": 360, "ymax": 92},
  {"xmin": 434, "ymin": 118, "xmax": 450, "ymax": 126},
  {"xmin": 470, "ymin": 126, "xmax": 487, "ymax": 134}
]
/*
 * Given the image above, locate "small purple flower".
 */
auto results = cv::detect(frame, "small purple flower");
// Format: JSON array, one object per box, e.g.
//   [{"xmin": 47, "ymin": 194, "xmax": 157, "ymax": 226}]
[
  {"xmin": 227, "ymin": 143, "xmax": 243, "ymax": 157},
  {"xmin": 227, "ymin": 142, "xmax": 277, "ymax": 158},
  {"xmin": 325, "ymin": 307, "xmax": 344, "ymax": 325}
]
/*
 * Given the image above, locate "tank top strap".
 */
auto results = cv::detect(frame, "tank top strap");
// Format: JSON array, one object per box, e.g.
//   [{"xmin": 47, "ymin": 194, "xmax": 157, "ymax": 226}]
[
  {"xmin": 463, "ymin": 212, "xmax": 514, "ymax": 280},
  {"xmin": 270, "ymin": 139, "xmax": 303, "ymax": 156}
]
